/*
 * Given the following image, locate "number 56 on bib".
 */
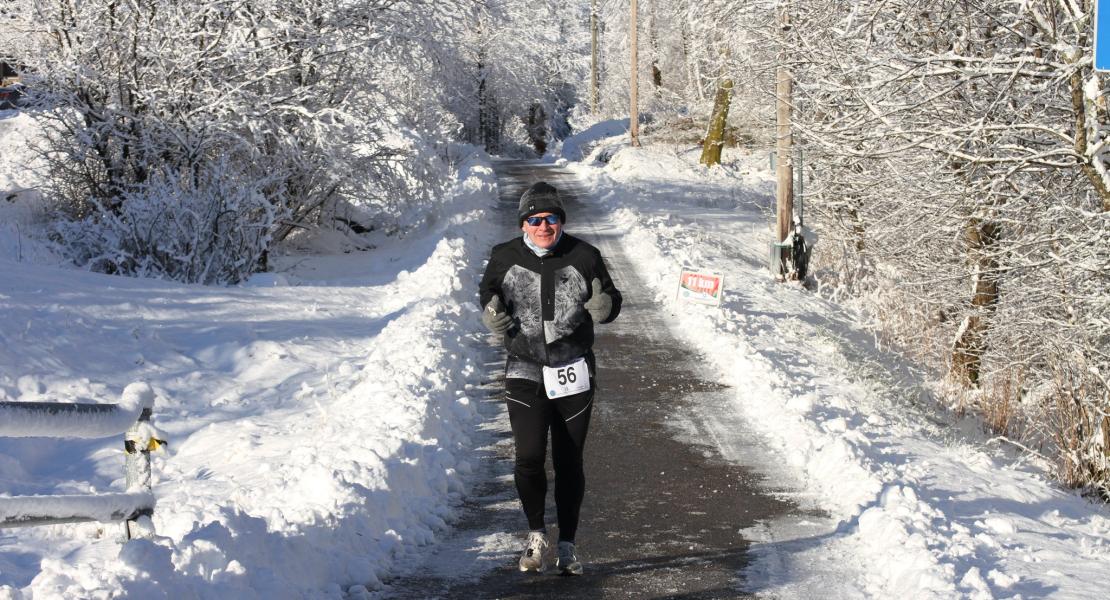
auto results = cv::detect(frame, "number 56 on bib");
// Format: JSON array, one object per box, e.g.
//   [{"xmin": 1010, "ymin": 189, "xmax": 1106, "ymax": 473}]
[{"xmin": 542, "ymin": 356, "xmax": 591, "ymax": 399}]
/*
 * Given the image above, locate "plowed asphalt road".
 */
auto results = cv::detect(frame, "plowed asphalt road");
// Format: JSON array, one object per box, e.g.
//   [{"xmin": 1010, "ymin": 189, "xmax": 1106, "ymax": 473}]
[{"xmin": 384, "ymin": 160, "xmax": 815, "ymax": 599}]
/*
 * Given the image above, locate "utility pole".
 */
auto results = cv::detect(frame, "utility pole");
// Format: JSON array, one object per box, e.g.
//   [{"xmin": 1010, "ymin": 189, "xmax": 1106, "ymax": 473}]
[
  {"xmin": 775, "ymin": 6, "xmax": 793, "ymax": 273},
  {"xmin": 590, "ymin": 0, "xmax": 599, "ymax": 115},
  {"xmin": 591, "ymin": 0, "xmax": 599, "ymax": 115},
  {"xmin": 629, "ymin": 0, "xmax": 641, "ymax": 147}
]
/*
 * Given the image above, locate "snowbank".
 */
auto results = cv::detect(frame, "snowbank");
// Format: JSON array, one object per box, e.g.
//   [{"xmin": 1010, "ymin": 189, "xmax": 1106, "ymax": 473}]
[
  {"xmin": 0, "ymin": 149, "xmax": 501, "ymax": 598},
  {"xmin": 548, "ymin": 118, "xmax": 633, "ymax": 163}
]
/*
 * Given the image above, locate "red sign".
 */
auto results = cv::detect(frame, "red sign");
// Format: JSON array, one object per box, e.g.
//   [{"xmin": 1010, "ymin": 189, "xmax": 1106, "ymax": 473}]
[{"xmin": 677, "ymin": 269, "xmax": 724, "ymax": 306}]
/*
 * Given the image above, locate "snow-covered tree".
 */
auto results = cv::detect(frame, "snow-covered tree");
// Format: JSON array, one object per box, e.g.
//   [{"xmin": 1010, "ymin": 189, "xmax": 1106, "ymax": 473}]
[
  {"xmin": 25, "ymin": 0, "xmax": 469, "ymax": 283},
  {"xmin": 754, "ymin": 0, "xmax": 1110, "ymax": 495},
  {"xmin": 582, "ymin": 0, "xmax": 1107, "ymax": 495},
  {"xmin": 588, "ymin": 0, "xmax": 775, "ymax": 151},
  {"xmin": 444, "ymin": 0, "xmax": 590, "ymax": 154}
]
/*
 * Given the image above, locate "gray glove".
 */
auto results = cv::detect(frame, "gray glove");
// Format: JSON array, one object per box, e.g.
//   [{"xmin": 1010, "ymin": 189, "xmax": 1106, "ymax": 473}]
[
  {"xmin": 481, "ymin": 295, "xmax": 513, "ymax": 334},
  {"xmin": 583, "ymin": 278, "xmax": 612, "ymax": 323}
]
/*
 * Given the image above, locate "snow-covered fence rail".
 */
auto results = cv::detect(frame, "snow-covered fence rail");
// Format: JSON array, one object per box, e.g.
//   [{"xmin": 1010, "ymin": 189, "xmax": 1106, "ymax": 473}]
[{"xmin": 0, "ymin": 383, "xmax": 162, "ymax": 539}]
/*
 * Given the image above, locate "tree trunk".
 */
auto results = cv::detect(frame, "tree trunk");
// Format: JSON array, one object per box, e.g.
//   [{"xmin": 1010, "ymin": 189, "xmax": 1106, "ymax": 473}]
[
  {"xmin": 1070, "ymin": 70, "xmax": 1110, "ymax": 211},
  {"xmin": 841, "ymin": 196, "xmax": 865, "ymax": 252},
  {"xmin": 629, "ymin": 0, "xmax": 640, "ymax": 147},
  {"xmin": 590, "ymin": 0, "xmax": 598, "ymax": 115},
  {"xmin": 951, "ymin": 217, "xmax": 1001, "ymax": 387},
  {"xmin": 699, "ymin": 75, "xmax": 732, "ymax": 166},
  {"xmin": 527, "ymin": 103, "xmax": 547, "ymax": 155},
  {"xmin": 843, "ymin": 159, "xmax": 867, "ymax": 252},
  {"xmin": 649, "ymin": 0, "xmax": 661, "ymax": 90},
  {"xmin": 477, "ymin": 58, "xmax": 498, "ymax": 151},
  {"xmin": 775, "ymin": 63, "xmax": 793, "ymax": 259}
]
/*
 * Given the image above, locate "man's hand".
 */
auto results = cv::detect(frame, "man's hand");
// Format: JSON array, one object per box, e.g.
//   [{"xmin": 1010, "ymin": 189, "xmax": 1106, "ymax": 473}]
[
  {"xmin": 481, "ymin": 295, "xmax": 513, "ymax": 334},
  {"xmin": 583, "ymin": 278, "xmax": 612, "ymax": 323}
]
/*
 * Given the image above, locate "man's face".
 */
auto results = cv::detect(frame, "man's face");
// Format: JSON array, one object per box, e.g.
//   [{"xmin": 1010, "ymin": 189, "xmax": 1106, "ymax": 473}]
[{"xmin": 521, "ymin": 212, "xmax": 562, "ymax": 249}]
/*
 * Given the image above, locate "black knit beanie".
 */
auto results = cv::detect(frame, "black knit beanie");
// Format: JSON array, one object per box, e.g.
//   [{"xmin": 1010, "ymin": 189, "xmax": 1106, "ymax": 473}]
[{"xmin": 517, "ymin": 182, "xmax": 566, "ymax": 226}]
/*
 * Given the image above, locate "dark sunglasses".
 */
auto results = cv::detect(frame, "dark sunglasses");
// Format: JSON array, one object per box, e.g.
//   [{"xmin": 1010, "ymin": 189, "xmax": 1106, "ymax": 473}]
[{"xmin": 525, "ymin": 214, "xmax": 561, "ymax": 226}]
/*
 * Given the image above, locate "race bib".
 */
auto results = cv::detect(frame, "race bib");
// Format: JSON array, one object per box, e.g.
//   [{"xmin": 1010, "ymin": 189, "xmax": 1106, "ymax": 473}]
[{"xmin": 542, "ymin": 357, "xmax": 591, "ymax": 399}]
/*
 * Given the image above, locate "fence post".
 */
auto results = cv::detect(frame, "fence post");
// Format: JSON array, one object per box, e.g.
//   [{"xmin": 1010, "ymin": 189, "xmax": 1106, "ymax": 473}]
[
  {"xmin": 0, "ymin": 385, "xmax": 159, "ymax": 535},
  {"xmin": 124, "ymin": 406, "xmax": 155, "ymax": 539}
]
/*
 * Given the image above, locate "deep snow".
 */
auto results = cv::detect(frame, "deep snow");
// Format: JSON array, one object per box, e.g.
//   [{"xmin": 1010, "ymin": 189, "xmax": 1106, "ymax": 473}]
[{"xmin": 1, "ymin": 108, "xmax": 1109, "ymax": 599}]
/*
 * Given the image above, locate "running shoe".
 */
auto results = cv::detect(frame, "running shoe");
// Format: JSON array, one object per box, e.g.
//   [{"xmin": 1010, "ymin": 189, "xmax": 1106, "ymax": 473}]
[
  {"xmin": 518, "ymin": 530, "xmax": 548, "ymax": 572},
  {"xmin": 556, "ymin": 540, "xmax": 583, "ymax": 575}
]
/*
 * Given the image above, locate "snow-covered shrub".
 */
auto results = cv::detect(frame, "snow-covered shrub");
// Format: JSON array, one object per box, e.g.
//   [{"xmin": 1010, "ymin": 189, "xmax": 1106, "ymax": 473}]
[
  {"xmin": 55, "ymin": 165, "xmax": 276, "ymax": 284},
  {"xmin": 21, "ymin": 0, "xmax": 477, "ymax": 281},
  {"xmin": 1048, "ymin": 354, "xmax": 1110, "ymax": 499},
  {"xmin": 330, "ymin": 128, "xmax": 455, "ymax": 236}
]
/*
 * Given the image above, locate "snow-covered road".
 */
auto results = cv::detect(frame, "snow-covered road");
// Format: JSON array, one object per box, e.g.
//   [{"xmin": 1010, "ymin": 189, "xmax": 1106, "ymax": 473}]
[{"xmin": 383, "ymin": 160, "xmax": 819, "ymax": 598}]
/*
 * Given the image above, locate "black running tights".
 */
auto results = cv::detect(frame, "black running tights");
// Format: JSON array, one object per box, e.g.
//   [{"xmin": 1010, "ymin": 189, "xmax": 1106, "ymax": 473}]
[{"xmin": 505, "ymin": 377, "xmax": 594, "ymax": 543}]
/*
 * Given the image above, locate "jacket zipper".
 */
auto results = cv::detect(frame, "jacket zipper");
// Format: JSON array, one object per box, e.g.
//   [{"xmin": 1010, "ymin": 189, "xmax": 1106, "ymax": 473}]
[{"xmin": 539, "ymin": 255, "xmax": 550, "ymax": 365}]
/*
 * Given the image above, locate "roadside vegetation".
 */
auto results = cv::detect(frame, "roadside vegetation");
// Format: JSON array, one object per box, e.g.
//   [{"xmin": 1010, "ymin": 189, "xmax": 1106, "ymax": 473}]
[{"xmin": 580, "ymin": 0, "xmax": 1109, "ymax": 500}]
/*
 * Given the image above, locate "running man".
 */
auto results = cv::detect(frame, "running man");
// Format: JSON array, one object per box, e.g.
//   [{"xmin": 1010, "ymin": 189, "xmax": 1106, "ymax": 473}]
[{"xmin": 478, "ymin": 181, "xmax": 622, "ymax": 575}]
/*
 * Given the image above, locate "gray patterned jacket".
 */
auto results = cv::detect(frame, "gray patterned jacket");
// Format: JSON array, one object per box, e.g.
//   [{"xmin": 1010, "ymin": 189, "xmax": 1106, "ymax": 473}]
[{"xmin": 479, "ymin": 234, "xmax": 622, "ymax": 382}]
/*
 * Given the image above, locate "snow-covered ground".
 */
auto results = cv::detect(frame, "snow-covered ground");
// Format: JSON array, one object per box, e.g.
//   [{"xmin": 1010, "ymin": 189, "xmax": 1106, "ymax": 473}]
[
  {"xmin": 1, "ymin": 108, "xmax": 504, "ymax": 598},
  {"xmin": 2, "ymin": 107, "xmax": 1110, "ymax": 598}
]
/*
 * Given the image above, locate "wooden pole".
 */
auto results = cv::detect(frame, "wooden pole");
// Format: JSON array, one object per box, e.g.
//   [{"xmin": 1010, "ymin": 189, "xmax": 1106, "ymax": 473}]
[
  {"xmin": 630, "ymin": 0, "xmax": 641, "ymax": 147},
  {"xmin": 591, "ymin": 0, "xmax": 599, "ymax": 115},
  {"xmin": 776, "ymin": 10, "xmax": 793, "ymax": 273}
]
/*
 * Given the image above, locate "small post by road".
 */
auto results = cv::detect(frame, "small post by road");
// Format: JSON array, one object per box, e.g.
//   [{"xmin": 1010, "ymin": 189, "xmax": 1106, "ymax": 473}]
[
  {"xmin": 630, "ymin": 0, "xmax": 641, "ymax": 147},
  {"xmin": 775, "ymin": 7, "xmax": 794, "ymax": 275},
  {"xmin": 591, "ymin": 0, "xmax": 599, "ymax": 115}
]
